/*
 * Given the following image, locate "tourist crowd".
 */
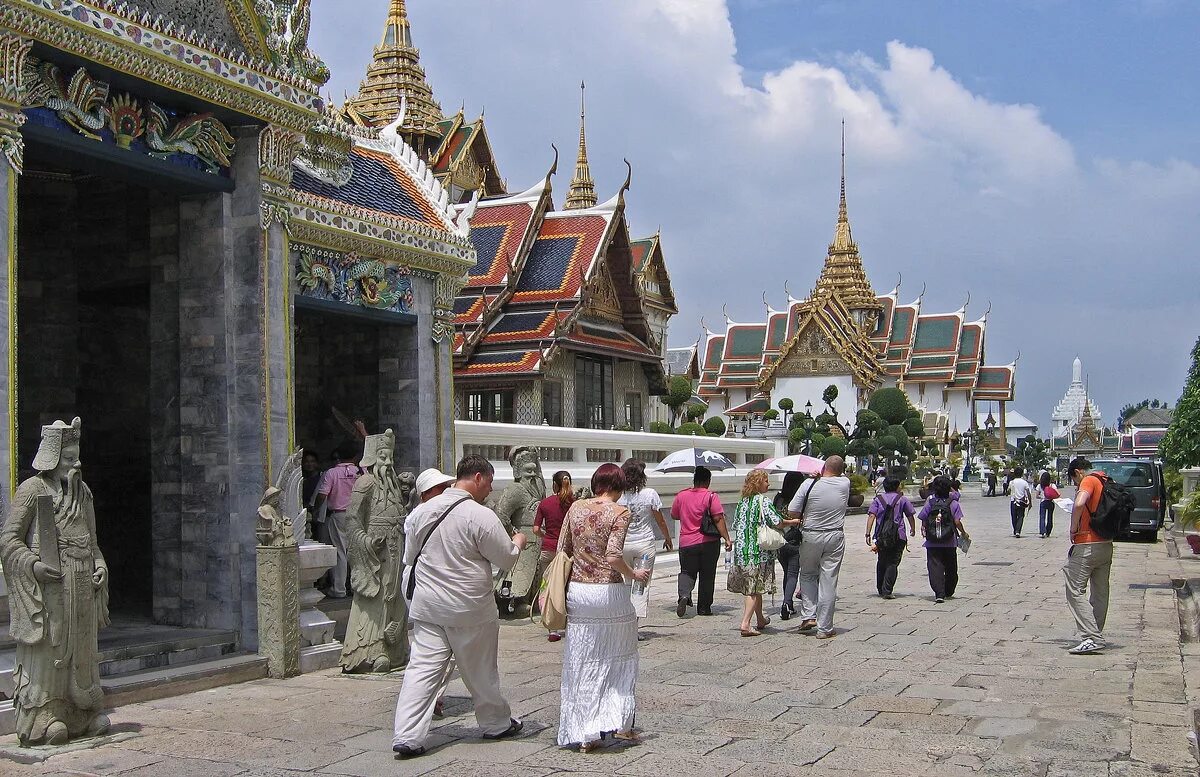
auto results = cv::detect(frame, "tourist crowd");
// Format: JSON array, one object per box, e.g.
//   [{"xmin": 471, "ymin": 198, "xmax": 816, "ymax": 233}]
[{"xmin": 304, "ymin": 446, "xmax": 1115, "ymax": 759}]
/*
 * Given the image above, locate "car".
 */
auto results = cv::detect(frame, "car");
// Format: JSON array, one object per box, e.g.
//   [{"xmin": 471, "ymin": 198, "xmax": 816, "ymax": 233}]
[{"xmin": 1089, "ymin": 458, "xmax": 1167, "ymax": 541}]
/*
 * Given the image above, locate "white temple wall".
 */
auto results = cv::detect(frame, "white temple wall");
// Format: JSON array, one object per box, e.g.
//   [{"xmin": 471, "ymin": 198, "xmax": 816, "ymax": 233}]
[
  {"xmin": 946, "ymin": 391, "xmax": 973, "ymax": 433},
  {"xmin": 774, "ymin": 375, "xmax": 857, "ymax": 421}
]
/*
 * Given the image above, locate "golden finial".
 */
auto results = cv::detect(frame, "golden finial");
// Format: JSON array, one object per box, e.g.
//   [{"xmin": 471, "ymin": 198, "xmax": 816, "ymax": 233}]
[
  {"xmin": 565, "ymin": 81, "xmax": 597, "ymax": 210},
  {"xmin": 343, "ymin": 0, "xmax": 442, "ymax": 133}
]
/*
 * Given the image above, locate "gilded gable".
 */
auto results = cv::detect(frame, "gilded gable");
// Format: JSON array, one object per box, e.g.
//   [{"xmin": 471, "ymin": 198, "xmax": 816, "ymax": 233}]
[{"xmin": 773, "ymin": 321, "xmax": 850, "ymax": 378}]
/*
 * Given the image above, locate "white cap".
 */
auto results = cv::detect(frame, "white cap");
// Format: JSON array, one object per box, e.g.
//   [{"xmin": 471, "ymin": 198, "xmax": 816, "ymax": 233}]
[{"xmin": 415, "ymin": 468, "xmax": 455, "ymax": 497}]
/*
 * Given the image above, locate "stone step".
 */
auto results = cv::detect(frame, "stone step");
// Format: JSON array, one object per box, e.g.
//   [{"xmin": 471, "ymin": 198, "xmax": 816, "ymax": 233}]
[{"xmin": 0, "ymin": 652, "xmax": 270, "ymax": 736}]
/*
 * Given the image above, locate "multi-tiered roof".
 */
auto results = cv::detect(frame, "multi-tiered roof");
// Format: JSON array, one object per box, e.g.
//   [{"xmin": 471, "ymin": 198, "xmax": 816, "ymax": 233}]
[{"xmin": 696, "ymin": 151, "xmax": 1016, "ymax": 415}]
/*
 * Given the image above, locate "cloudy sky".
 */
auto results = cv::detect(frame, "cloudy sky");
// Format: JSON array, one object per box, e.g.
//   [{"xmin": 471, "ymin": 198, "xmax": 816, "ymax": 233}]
[{"xmin": 310, "ymin": 0, "xmax": 1199, "ymax": 432}]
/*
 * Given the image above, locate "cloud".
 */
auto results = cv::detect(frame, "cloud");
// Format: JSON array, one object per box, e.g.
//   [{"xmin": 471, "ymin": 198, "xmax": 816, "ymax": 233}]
[{"xmin": 310, "ymin": 0, "xmax": 1200, "ymax": 428}]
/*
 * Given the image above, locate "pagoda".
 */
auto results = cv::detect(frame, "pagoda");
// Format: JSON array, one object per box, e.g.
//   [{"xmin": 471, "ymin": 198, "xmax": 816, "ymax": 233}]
[{"xmin": 1051, "ymin": 356, "xmax": 1102, "ymax": 436}]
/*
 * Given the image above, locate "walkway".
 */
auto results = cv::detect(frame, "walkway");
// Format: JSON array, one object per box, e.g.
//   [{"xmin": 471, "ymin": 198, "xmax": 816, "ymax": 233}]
[{"xmin": 6, "ymin": 490, "xmax": 1198, "ymax": 776}]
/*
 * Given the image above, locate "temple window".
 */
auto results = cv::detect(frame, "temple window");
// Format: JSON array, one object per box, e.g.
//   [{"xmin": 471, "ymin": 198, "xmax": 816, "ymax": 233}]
[
  {"xmin": 466, "ymin": 390, "xmax": 514, "ymax": 423},
  {"xmin": 626, "ymin": 392, "xmax": 644, "ymax": 431},
  {"xmin": 575, "ymin": 355, "xmax": 614, "ymax": 429},
  {"xmin": 543, "ymin": 381, "xmax": 563, "ymax": 426}
]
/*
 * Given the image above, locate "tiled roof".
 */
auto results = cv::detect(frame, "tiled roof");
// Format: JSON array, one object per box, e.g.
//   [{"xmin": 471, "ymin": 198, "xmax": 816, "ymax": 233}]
[
  {"xmin": 726, "ymin": 395, "xmax": 772, "ymax": 416},
  {"xmin": 511, "ymin": 213, "xmax": 610, "ymax": 304},
  {"xmin": 291, "ymin": 146, "xmax": 444, "ymax": 228},
  {"xmin": 455, "ymin": 349, "xmax": 542, "ymax": 377},
  {"xmin": 723, "ymin": 323, "xmax": 767, "ymax": 361},
  {"xmin": 481, "ymin": 309, "xmax": 562, "ymax": 344},
  {"xmin": 665, "ymin": 346, "xmax": 698, "ymax": 378},
  {"xmin": 907, "ymin": 313, "xmax": 962, "ymax": 382},
  {"xmin": 951, "ymin": 321, "xmax": 984, "ymax": 389},
  {"xmin": 464, "ymin": 202, "xmax": 535, "ymax": 286},
  {"xmin": 1125, "ymin": 407, "xmax": 1174, "ymax": 428},
  {"xmin": 630, "ymin": 237, "xmax": 654, "ymax": 273},
  {"xmin": 432, "ymin": 122, "xmax": 475, "ymax": 174},
  {"xmin": 975, "ymin": 365, "xmax": 1016, "ymax": 401},
  {"xmin": 563, "ymin": 322, "xmax": 658, "ymax": 360}
]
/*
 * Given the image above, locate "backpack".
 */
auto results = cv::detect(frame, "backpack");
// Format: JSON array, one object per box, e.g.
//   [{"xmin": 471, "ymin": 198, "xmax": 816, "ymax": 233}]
[
  {"xmin": 923, "ymin": 496, "xmax": 957, "ymax": 543},
  {"xmin": 1087, "ymin": 473, "xmax": 1135, "ymax": 540},
  {"xmin": 875, "ymin": 496, "xmax": 902, "ymax": 551}
]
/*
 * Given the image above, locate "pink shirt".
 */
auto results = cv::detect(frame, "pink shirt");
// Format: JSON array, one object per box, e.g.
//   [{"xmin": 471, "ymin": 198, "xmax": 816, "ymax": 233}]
[
  {"xmin": 671, "ymin": 487, "xmax": 724, "ymax": 548},
  {"xmin": 318, "ymin": 463, "xmax": 360, "ymax": 511}
]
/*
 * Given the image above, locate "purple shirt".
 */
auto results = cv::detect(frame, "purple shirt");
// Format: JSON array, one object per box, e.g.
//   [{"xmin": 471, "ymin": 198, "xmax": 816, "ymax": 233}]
[
  {"xmin": 671, "ymin": 487, "xmax": 724, "ymax": 548},
  {"xmin": 869, "ymin": 492, "xmax": 916, "ymax": 542},
  {"xmin": 917, "ymin": 494, "xmax": 964, "ymax": 548}
]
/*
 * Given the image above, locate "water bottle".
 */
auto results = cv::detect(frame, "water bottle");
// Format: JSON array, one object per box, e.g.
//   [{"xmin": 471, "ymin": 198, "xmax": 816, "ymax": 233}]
[
  {"xmin": 934, "ymin": 512, "xmax": 943, "ymax": 540},
  {"xmin": 631, "ymin": 550, "xmax": 652, "ymax": 595},
  {"xmin": 724, "ymin": 549, "xmax": 732, "ymax": 570}
]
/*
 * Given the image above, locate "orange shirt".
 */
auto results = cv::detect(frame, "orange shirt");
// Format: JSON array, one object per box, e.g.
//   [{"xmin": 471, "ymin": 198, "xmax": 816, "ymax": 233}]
[{"xmin": 1072, "ymin": 473, "xmax": 1108, "ymax": 544}]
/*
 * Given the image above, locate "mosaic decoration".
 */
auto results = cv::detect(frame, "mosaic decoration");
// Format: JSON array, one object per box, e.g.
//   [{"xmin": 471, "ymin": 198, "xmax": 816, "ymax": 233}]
[
  {"xmin": 2, "ymin": 0, "xmax": 323, "ymax": 131},
  {"xmin": 21, "ymin": 57, "xmax": 236, "ymax": 173},
  {"xmin": 253, "ymin": 0, "xmax": 329, "ymax": 86},
  {"xmin": 295, "ymin": 247, "xmax": 414, "ymax": 315}
]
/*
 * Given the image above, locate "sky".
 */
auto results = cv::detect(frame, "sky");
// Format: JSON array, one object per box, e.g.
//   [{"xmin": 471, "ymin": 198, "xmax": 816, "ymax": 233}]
[{"xmin": 309, "ymin": 0, "xmax": 1200, "ymax": 433}]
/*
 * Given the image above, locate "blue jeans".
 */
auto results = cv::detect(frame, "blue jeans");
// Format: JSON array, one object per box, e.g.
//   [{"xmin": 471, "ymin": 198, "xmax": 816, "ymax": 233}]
[{"xmin": 1039, "ymin": 500, "xmax": 1055, "ymax": 536}]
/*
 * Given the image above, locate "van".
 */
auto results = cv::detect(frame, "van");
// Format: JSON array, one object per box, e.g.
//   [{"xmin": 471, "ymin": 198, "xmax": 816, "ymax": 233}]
[{"xmin": 1089, "ymin": 458, "xmax": 1167, "ymax": 541}]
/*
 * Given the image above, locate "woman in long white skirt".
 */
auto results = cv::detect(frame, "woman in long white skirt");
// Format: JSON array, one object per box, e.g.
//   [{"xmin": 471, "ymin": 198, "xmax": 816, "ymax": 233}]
[{"xmin": 558, "ymin": 463, "xmax": 651, "ymax": 752}]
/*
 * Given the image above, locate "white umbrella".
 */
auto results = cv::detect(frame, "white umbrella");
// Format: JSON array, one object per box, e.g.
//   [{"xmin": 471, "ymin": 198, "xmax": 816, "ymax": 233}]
[
  {"xmin": 753, "ymin": 454, "xmax": 825, "ymax": 475},
  {"xmin": 653, "ymin": 447, "xmax": 735, "ymax": 473}
]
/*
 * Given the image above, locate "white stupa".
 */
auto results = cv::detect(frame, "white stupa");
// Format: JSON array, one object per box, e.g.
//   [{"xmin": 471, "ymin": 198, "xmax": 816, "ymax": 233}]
[{"xmin": 1051, "ymin": 356, "xmax": 1101, "ymax": 436}]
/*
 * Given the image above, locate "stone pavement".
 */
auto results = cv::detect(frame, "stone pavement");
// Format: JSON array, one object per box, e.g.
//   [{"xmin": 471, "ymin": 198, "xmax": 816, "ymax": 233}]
[{"xmin": 5, "ymin": 490, "xmax": 1199, "ymax": 776}]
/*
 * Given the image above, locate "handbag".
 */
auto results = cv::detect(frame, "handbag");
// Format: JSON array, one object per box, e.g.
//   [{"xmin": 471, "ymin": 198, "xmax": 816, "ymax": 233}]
[
  {"xmin": 783, "ymin": 479, "xmax": 818, "ymax": 545},
  {"xmin": 1044, "ymin": 484, "xmax": 1060, "ymax": 500},
  {"xmin": 539, "ymin": 550, "xmax": 573, "ymax": 632},
  {"xmin": 405, "ymin": 496, "xmax": 471, "ymax": 601},
  {"xmin": 699, "ymin": 492, "xmax": 722, "ymax": 537}
]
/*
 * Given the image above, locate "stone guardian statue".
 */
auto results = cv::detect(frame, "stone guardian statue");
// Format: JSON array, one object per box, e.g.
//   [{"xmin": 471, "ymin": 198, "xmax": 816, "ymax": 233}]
[
  {"xmin": 492, "ymin": 446, "xmax": 546, "ymax": 612},
  {"xmin": 339, "ymin": 429, "xmax": 414, "ymax": 673},
  {"xmin": 0, "ymin": 418, "xmax": 110, "ymax": 746}
]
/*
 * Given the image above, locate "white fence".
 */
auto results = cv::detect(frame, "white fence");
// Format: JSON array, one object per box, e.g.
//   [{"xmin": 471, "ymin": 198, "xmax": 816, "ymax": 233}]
[{"xmin": 453, "ymin": 421, "xmax": 781, "ymax": 520}]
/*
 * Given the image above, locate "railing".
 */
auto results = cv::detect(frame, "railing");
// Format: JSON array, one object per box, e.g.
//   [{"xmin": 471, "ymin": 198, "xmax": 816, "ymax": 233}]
[{"xmin": 453, "ymin": 421, "xmax": 779, "ymax": 521}]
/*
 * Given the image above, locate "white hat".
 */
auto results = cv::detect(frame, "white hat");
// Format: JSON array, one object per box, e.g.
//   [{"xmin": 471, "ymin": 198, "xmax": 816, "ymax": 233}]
[{"xmin": 415, "ymin": 468, "xmax": 455, "ymax": 497}]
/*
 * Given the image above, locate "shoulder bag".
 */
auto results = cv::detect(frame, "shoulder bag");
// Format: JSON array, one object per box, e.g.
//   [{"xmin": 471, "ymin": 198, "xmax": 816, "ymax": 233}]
[
  {"xmin": 405, "ymin": 496, "xmax": 472, "ymax": 601},
  {"xmin": 756, "ymin": 496, "xmax": 787, "ymax": 552},
  {"xmin": 539, "ymin": 549, "xmax": 572, "ymax": 631},
  {"xmin": 699, "ymin": 491, "xmax": 723, "ymax": 537},
  {"xmin": 784, "ymin": 479, "xmax": 818, "ymax": 545}
]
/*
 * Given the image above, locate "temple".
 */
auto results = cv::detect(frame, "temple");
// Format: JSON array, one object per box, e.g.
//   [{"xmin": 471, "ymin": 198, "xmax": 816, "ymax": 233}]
[
  {"xmin": 696, "ymin": 134, "xmax": 1018, "ymax": 441},
  {"xmin": 339, "ymin": 6, "xmax": 678, "ymax": 430},
  {"xmin": 1050, "ymin": 357, "xmax": 1118, "ymax": 458},
  {"xmin": 0, "ymin": 1, "xmax": 473, "ymax": 658}
]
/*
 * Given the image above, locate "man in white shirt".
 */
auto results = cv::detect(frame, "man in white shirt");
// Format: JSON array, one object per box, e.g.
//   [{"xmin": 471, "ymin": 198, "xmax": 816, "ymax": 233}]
[
  {"xmin": 787, "ymin": 456, "xmax": 851, "ymax": 639},
  {"xmin": 1008, "ymin": 466, "xmax": 1034, "ymax": 538},
  {"xmin": 392, "ymin": 455, "xmax": 528, "ymax": 759}
]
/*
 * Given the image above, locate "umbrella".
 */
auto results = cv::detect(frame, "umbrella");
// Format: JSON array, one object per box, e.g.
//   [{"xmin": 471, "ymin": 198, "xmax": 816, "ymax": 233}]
[
  {"xmin": 753, "ymin": 454, "xmax": 825, "ymax": 475},
  {"xmin": 653, "ymin": 447, "xmax": 736, "ymax": 473}
]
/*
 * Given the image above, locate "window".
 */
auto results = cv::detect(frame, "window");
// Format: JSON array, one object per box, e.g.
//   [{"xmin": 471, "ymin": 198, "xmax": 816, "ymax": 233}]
[
  {"xmin": 465, "ymin": 390, "xmax": 514, "ymax": 423},
  {"xmin": 542, "ymin": 381, "xmax": 563, "ymax": 426},
  {"xmin": 626, "ymin": 392, "xmax": 644, "ymax": 431},
  {"xmin": 575, "ymin": 355, "xmax": 613, "ymax": 429}
]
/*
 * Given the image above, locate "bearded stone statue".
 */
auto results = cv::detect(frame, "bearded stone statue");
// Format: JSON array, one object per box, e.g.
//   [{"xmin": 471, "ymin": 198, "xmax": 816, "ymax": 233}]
[
  {"xmin": 492, "ymin": 446, "xmax": 545, "ymax": 610},
  {"xmin": 0, "ymin": 418, "xmax": 110, "ymax": 746},
  {"xmin": 339, "ymin": 429, "xmax": 414, "ymax": 673}
]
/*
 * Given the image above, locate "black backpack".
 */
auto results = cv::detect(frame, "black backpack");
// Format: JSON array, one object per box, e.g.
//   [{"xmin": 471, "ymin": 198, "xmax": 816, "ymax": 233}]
[
  {"xmin": 875, "ymin": 496, "xmax": 902, "ymax": 551},
  {"xmin": 1087, "ymin": 473, "xmax": 1135, "ymax": 540},
  {"xmin": 923, "ymin": 496, "xmax": 956, "ymax": 543}
]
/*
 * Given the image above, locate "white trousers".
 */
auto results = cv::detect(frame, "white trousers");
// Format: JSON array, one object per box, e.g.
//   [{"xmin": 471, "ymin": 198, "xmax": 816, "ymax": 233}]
[
  {"xmin": 326, "ymin": 510, "xmax": 349, "ymax": 598},
  {"xmin": 797, "ymin": 531, "xmax": 845, "ymax": 635},
  {"xmin": 622, "ymin": 541, "xmax": 658, "ymax": 619},
  {"xmin": 393, "ymin": 619, "xmax": 512, "ymax": 748}
]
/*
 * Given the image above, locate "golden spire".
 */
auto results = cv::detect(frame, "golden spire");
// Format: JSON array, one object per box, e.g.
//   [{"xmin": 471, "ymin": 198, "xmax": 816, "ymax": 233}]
[
  {"xmin": 813, "ymin": 121, "xmax": 881, "ymax": 316},
  {"xmin": 343, "ymin": 0, "xmax": 442, "ymax": 147},
  {"xmin": 565, "ymin": 81, "xmax": 597, "ymax": 210}
]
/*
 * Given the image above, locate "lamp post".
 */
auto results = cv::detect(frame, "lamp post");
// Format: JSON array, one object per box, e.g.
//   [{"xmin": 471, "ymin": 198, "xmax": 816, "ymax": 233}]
[{"xmin": 802, "ymin": 401, "xmax": 815, "ymax": 455}]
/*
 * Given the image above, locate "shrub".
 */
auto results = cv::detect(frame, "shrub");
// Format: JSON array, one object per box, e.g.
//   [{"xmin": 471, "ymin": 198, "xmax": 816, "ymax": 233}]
[
  {"xmin": 848, "ymin": 473, "xmax": 870, "ymax": 495},
  {"xmin": 648, "ymin": 421, "xmax": 674, "ymax": 435},
  {"xmin": 676, "ymin": 422, "xmax": 707, "ymax": 436},
  {"xmin": 819, "ymin": 436, "xmax": 847, "ymax": 457},
  {"xmin": 702, "ymin": 416, "xmax": 727, "ymax": 436},
  {"xmin": 763, "ymin": 409, "xmax": 780, "ymax": 421},
  {"xmin": 778, "ymin": 398, "xmax": 794, "ymax": 412},
  {"xmin": 867, "ymin": 387, "xmax": 911, "ymax": 426}
]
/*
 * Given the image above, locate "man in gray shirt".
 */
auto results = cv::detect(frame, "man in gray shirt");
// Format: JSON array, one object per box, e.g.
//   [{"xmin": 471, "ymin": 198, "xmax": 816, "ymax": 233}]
[{"xmin": 788, "ymin": 456, "xmax": 851, "ymax": 638}]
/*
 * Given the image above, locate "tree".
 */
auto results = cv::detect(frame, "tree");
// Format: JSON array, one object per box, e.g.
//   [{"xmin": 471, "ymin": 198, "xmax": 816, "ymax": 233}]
[
  {"xmin": 763, "ymin": 409, "xmax": 779, "ymax": 421},
  {"xmin": 676, "ymin": 422, "xmax": 707, "ymax": 437},
  {"xmin": 685, "ymin": 403, "xmax": 706, "ymax": 423},
  {"xmin": 1163, "ymin": 335, "xmax": 1200, "ymax": 469},
  {"xmin": 778, "ymin": 398, "xmax": 794, "ymax": 413},
  {"xmin": 867, "ymin": 387, "xmax": 911, "ymax": 426},
  {"xmin": 703, "ymin": 416, "xmax": 727, "ymax": 436},
  {"xmin": 903, "ymin": 416, "xmax": 927, "ymax": 438},
  {"xmin": 661, "ymin": 376, "xmax": 693, "ymax": 427},
  {"xmin": 648, "ymin": 421, "xmax": 674, "ymax": 434},
  {"xmin": 820, "ymin": 436, "xmax": 847, "ymax": 458},
  {"xmin": 1016, "ymin": 434, "xmax": 1051, "ymax": 473},
  {"xmin": 820, "ymin": 384, "xmax": 852, "ymax": 438}
]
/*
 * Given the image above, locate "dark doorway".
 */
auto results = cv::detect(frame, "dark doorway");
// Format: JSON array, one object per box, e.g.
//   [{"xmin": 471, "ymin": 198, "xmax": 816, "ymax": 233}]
[
  {"xmin": 17, "ymin": 168, "xmax": 179, "ymax": 617},
  {"xmin": 294, "ymin": 305, "xmax": 419, "ymax": 468}
]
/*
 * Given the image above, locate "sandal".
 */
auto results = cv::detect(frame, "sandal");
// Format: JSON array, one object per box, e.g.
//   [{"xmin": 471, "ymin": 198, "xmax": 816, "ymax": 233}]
[
  {"xmin": 756, "ymin": 616, "xmax": 771, "ymax": 630},
  {"xmin": 580, "ymin": 741, "xmax": 601, "ymax": 753},
  {"xmin": 613, "ymin": 730, "xmax": 641, "ymax": 743},
  {"xmin": 740, "ymin": 627, "xmax": 761, "ymax": 637}
]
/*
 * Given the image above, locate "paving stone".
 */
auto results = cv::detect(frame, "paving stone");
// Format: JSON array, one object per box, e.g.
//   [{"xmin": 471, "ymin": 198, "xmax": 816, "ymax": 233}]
[
  {"xmin": 38, "ymin": 748, "xmax": 165, "ymax": 775},
  {"xmin": 847, "ymin": 694, "xmax": 940, "ymax": 713}
]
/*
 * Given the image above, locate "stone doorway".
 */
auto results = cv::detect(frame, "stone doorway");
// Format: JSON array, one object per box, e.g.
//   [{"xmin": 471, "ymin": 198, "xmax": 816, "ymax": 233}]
[
  {"xmin": 16, "ymin": 166, "xmax": 180, "ymax": 618},
  {"xmin": 293, "ymin": 304, "xmax": 421, "ymax": 469}
]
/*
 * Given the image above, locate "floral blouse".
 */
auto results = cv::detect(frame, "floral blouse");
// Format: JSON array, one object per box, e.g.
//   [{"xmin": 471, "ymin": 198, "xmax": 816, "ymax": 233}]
[
  {"xmin": 558, "ymin": 498, "xmax": 631, "ymax": 584},
  {"xmin": 730, "ymin": 494, "xmax": 786, "ymax": 568}
]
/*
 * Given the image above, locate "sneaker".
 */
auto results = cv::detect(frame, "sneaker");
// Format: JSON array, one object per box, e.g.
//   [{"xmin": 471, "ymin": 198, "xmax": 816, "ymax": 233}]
[
  {"xmin": 1015, "ymin": 533, "xmax": 1022, "ymax": 538},
  {"xmin": 393, "ymin": 744, "xmax": 426, "ymax": 760},
  {"xmin": 815, "ymin": 631, "xmax": 836, "ymax": 640},
  {"xmin": 780, "ymin": 605, "xmax": 791, "ymax": 621},
  {"xmin": 935, "ymin": 597, "xmax": 945, "ymax": 603},
  {"xmin": 1067, "ymin": 638, "xmax": 1104, "ymax": 655},
  {"xmin": 547, "ymin": 632, "xmax": 562, "ymax": 643},
  {"xmin": 882, "ymin": 593, "xmax": 896, "ymax": 600}
]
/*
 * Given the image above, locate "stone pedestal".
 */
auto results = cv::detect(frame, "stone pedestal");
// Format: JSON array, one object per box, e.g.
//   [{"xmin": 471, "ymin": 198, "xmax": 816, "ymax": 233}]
[
  {"xmin": 297, "ymin": 541, "xmax": 340, "ymax": 673},
  {"xmin": 255, "ymin": 545, "xmax": 300, "ymax": 679}
]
